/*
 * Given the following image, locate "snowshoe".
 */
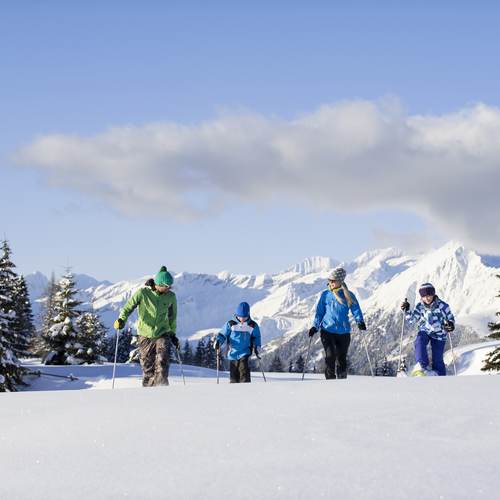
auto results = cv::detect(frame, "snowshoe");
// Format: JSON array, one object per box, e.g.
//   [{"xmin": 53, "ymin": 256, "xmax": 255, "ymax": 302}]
[{"xmin": 410, "ymin": 363, "xmax": 427, "ymax": 377}]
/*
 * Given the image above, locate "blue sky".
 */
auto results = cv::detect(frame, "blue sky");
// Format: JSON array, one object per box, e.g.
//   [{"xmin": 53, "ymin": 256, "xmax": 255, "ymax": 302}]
[{"xmin": 1, "ymin": 1, "xmax": 500, "ymax": 281}]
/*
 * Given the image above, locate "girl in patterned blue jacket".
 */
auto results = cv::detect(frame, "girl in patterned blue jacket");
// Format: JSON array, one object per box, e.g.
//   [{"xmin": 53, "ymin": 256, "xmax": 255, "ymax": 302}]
[
  {"xmin": 401, "ymin": 283, "xmax": 455, "ymax": 376},
  {"xmin": 215, "ymin": 302, "xmax": 262, "ymax": 383},
  {"xmin": 308, "ymin": 267, "xmax": 366, "ymax": 379}
]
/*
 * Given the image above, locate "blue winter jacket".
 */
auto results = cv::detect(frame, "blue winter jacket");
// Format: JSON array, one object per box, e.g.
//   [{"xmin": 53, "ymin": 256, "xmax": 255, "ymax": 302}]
[
  {"xmin": 216, "ymin": 317, "xmax": 262, "ymax": 361},
  {"xmin": 405, "ymin": 297, "xmax": 455, "ymax": 341},
  {"xmin": 313, "ymin": 288, "xmax": 364, "ymax": 334}
]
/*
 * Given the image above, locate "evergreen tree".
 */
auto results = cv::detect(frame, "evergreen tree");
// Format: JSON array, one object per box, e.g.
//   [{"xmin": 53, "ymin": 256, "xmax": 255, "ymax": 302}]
[
  {"xmin": 193, "ymin": 338, "xmax": 206, "ymax": 367},
  {"xmin": 269, "ymin": 354, "xmax": 284, "ymax": 372},
  {"xmin": 32, "ymin": 273, "xmax": 58, "ymax": 357},
  {"xmin": 0, "ymin": 240, "xmax": 24, "ymax": 389},
  {"xmin": 75, "ymin": 312, "xmax": 107, "ymax": 364},
  {"xmin": 106, "ymin": 327, "xmax": 134, "ymax": 363},
  {"xmin": 288, "ymin": 360, "xmax": 293, "ymax": 372},
  {"xmin": 40, "ymin": 271, "xmax": 82, "ymax": 365},
  {"xmin": 11, "ymin": 275, "xmax": 35, "ymax": 358},
  {"xmin": 381, "ymin": 358, "xmax": 393, "ymax": 377},
  {"xmin": 482, "ymin": 275, "xmax": 500, "ymax": 372},
  {"xmin": 0, "ymin": 301, "xmax": 22, "ymax": 391},
  {"xmin": 204, "ymin": 336, "xmax": 217, "ymax": 369},
  {"xmin": 181, "ymin": 339, "xmax": 193, "ymax": 365},
  {"xmin": 296, "ymin": 354, "xmax": 305, "ymax": 374}
]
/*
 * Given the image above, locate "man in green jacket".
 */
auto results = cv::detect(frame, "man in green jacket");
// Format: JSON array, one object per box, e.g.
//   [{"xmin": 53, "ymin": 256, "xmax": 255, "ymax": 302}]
[{"xmin": 114, "ymin": 266, "xmax": 179, "ymax": 387}]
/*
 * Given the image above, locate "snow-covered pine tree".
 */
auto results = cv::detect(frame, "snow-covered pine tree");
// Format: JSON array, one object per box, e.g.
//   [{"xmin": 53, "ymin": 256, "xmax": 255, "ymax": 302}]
[
  {"xmin": 0, "ymin": 300, "xmax": 22, "ymax": 391},
  {"xmin": 11, "ymin": 275, "xmax": 35, "ymax": 358},
  {"xmin": 106, "ymin": 327, "xmax": 133, "ymax": 363},
  {"xmin": 204, "ymin": 336, "xmax": 217, "ymax": 369},
  {"xmin": 181, "ymin": 339, "xmax": 193, "ymax": 365},
  {"xmin": 295, "ymin": 354, "xmax": 305, "ymax": 373},
  {"xmin": 75, "ymin": 312, "xmax": 107, "ymax": 364},
  {"xmin": 0, "ymin": 240, "xmax": 24, "ymax": 390},
  {"xmin": 482, "ymin": 275, "xmax": 500, "ymax": 372},
  {"xmin": 269, "ymin": 354, "xmax": 284, "ymax": 372},
  {"xmin": 193, "ymin": 338, "xmax": 206, "ymax": 367},
  {"xmin": 32, "ymin": 273, "xmax": 58, "ymax": 357},
  {"xmin": 41, "ymin": 270, "xmax": 82, "ymax": 365}
]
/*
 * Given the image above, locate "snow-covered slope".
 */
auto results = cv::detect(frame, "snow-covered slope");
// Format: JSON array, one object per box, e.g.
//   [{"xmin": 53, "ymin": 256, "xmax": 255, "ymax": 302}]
[
  {"xmin": 25, "ymin": 242, "xmax": 500, "ymax": 373},
  {"xmin": 2, "ymin": 366, "xmax": 499, "ymax": 500}
]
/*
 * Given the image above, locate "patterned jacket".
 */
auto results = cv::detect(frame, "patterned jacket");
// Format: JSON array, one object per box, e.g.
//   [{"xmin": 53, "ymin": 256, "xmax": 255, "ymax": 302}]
[{"xmin": 405, "ymin": 297, "xmax": 455, "ymax": 340}]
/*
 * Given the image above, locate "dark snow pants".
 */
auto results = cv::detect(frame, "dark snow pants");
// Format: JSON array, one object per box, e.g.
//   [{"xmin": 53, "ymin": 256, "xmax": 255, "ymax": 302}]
[
  {"xmin": 229, "ymin": 356, "xmax": 251, "ymax": 383},
  {"xmin": 138, "ymin": 335, "xmax": 171, "ymax": 386},
  {"xmin": 321, "ymin": 331, "xmax": 351, "ymax": 379},
  {"xmin": 414, "ymin": 332, "xmax": 446, "ymax": 376}
]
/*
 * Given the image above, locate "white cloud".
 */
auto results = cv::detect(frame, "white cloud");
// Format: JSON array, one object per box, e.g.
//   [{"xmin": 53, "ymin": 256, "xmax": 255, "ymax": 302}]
[{"xmin": 15, "ymin": 99, "xmax": 500, "ymax": 253}]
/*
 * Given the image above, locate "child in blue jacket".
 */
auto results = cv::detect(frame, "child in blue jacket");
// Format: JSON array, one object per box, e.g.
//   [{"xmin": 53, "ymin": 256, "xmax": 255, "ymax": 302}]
[
  {"xmin": 215, "ymin": 302, "xmax": 262, "ymax": 383},
  {"xmin": 308, "ymin": 267, "xmax": 366, "ymax": 379},
  {"xmin": 401, "ymin": 283, "xmax": 455, "ymax": 376}
]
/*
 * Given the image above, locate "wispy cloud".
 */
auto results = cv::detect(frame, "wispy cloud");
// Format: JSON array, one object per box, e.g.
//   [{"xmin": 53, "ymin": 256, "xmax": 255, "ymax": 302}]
[{"xmin": 15, "ymin": 99, "xmax": 500, "ymax": 253}]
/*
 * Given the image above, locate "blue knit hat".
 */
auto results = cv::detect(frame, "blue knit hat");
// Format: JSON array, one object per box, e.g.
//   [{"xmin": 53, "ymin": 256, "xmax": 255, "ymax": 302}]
[{"xmin": 235, "ymin": 302, "xmax": 250, "ymax": 318}]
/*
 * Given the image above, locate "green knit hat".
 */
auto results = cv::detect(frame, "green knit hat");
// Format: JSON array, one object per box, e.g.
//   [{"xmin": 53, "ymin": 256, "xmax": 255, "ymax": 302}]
[{"xmin": 154, "ymin": 266, "xmax": 173, "ymax": 286}]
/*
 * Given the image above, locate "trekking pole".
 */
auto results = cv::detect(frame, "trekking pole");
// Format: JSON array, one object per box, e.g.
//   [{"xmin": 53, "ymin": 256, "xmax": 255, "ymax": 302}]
[
  {"xmin": 447, "ymin": 330, "xmax": 457, "ymax": 376},
  {"xmin": 27, "ymin": 370, "xmax": 79, "ymax": 381},
  {"xmin": 363, "ymin": 337, "xmax": 374, "ymax": 377},
  {"xmin": 175, "ymin": 347, "xmax": 186, "ymax": 385},
  {"xmin": 359, "ymin": 327, "xmax": 374, "ymax": 377},
  {"xmin": 302, "ymin": 336, "xmax": 313, "ymax": 381},
  {"xmin": 398, "ymin": 306, "xmax": 406, "ymax": 373},
  {"xmin": 255, "ymin": 352, "xmax": 267, "ymax": 382},
  {"xmin": 111, "ymin": 328, "xmax": 121, "ymax": 389},
  {"xmin": 216, "ymin": 346, "xmax": 220, "ymax": 384}
]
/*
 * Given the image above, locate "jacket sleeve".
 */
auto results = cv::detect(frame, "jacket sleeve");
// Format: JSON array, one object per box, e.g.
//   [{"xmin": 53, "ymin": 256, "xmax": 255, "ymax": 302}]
[
  {"xmin": 216, "ymin": 322, "xmax": 231, "ymax": 346},
  {"xmin": 441, "ymin": 301, "xmax": 455, "ymax": 324},
  {"xmin": 405, "ymin": 303, "xmax": 423, "ymax": 326},
  {"xmin": 119, "ymin": 289, "xmax": 142, "ymax": 323},
  {"xmin": 313, "ymin": 292, "xmax": 326, "ymax": 330},
  {"xmin": 349, "ymin": 292, "xmax": 364, "ymax": 323},
  {"xmin": 251, "ymin": 324, "xmax": 262, "ymax": 349},
  {"xmin": 169, "ymin": 294, "xmax": 177, "ymax": 333}
]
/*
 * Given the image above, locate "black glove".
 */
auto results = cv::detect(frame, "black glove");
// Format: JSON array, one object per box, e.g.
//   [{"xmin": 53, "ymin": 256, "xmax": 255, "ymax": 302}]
[
  {"xmin": 443, "ymin": 321, "xmax": 455, "ymax": 332},
  {"xmin": 357, "ymin": 321, "xmax": 366, "ymax": 331},
  {"xmin": 401, "ymin": 299, "xmax": 410, "ymax": 312},
  {"xmin": 308, "ymin": 327, "xmax": 318, "ymax": 338},
  {"xmin": 169, "ymin": 333, "xmax": 180, "ymax": 349},
  {"xmin": 214, "ymin": 340, "xmax": 220, "ymax": 350},
  {"xmin": 254, "ymin": 347, "xmax": 260, "ymax": 359}
]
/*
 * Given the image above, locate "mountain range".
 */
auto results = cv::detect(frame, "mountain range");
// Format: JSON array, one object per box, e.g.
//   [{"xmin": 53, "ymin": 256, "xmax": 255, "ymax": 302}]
[{"xmin": 25, "ymin": 241, "xmax": 500, "ymax": 372}]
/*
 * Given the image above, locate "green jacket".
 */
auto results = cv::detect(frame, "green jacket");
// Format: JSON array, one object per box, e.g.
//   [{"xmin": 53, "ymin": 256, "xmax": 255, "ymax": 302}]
[{"xmin": 119, "ymin": 286, "xmax": 177, "ymax": 339}]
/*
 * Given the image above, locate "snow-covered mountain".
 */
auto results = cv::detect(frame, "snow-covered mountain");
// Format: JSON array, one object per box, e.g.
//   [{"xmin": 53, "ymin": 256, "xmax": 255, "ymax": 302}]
[{"xmin": 25, "ymin": 241, "xmax": 500, "ymax": 372}]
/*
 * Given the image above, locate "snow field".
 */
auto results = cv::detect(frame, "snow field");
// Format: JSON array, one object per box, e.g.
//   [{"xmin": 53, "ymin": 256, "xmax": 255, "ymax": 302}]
[{"xmin": 1, "ymin": 372, "xmax": 499, "ymax": 500}]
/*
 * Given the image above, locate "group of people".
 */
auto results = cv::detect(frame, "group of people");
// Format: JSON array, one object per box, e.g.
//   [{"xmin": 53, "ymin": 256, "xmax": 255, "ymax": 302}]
[{"xmin": 114, "ymin": 265, "xmax": 456, "ymax": 386}]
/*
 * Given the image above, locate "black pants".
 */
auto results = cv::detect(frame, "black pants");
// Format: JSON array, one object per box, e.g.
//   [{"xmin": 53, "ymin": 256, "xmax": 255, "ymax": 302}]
[
  {"xmin": 320, "ymin": 331, "xmax": 351, "ymax": 379},
  {"xmin": 229, "ymin": 356, "xmax": 251, "ymax": 383}
]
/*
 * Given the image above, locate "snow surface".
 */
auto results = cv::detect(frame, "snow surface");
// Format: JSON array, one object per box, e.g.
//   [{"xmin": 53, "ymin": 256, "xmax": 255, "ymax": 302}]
[
  {"xmin": 2, "ymin": 369, "xmax": 499, "ymax": 499},
  {"xmin": 2, "ymin": 341, "xmax": 499, "ymax": 500}
]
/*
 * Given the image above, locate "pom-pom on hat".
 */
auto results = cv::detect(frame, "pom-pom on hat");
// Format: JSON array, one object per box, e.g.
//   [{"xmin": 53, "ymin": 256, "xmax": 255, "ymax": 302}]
[{"xmin": 154, "ymin": 266, "xmax": 174, "ymax": 286}]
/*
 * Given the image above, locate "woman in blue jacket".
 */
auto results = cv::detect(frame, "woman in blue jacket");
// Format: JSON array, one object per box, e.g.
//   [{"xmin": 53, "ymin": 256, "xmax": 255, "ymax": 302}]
[
  {"xmin": 308, "ymin": 267, "xmax": 366, "ymax": 379},
  {"xmin": 215, "ymin": 302, "xmax": 262, "ymax": 383}
]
